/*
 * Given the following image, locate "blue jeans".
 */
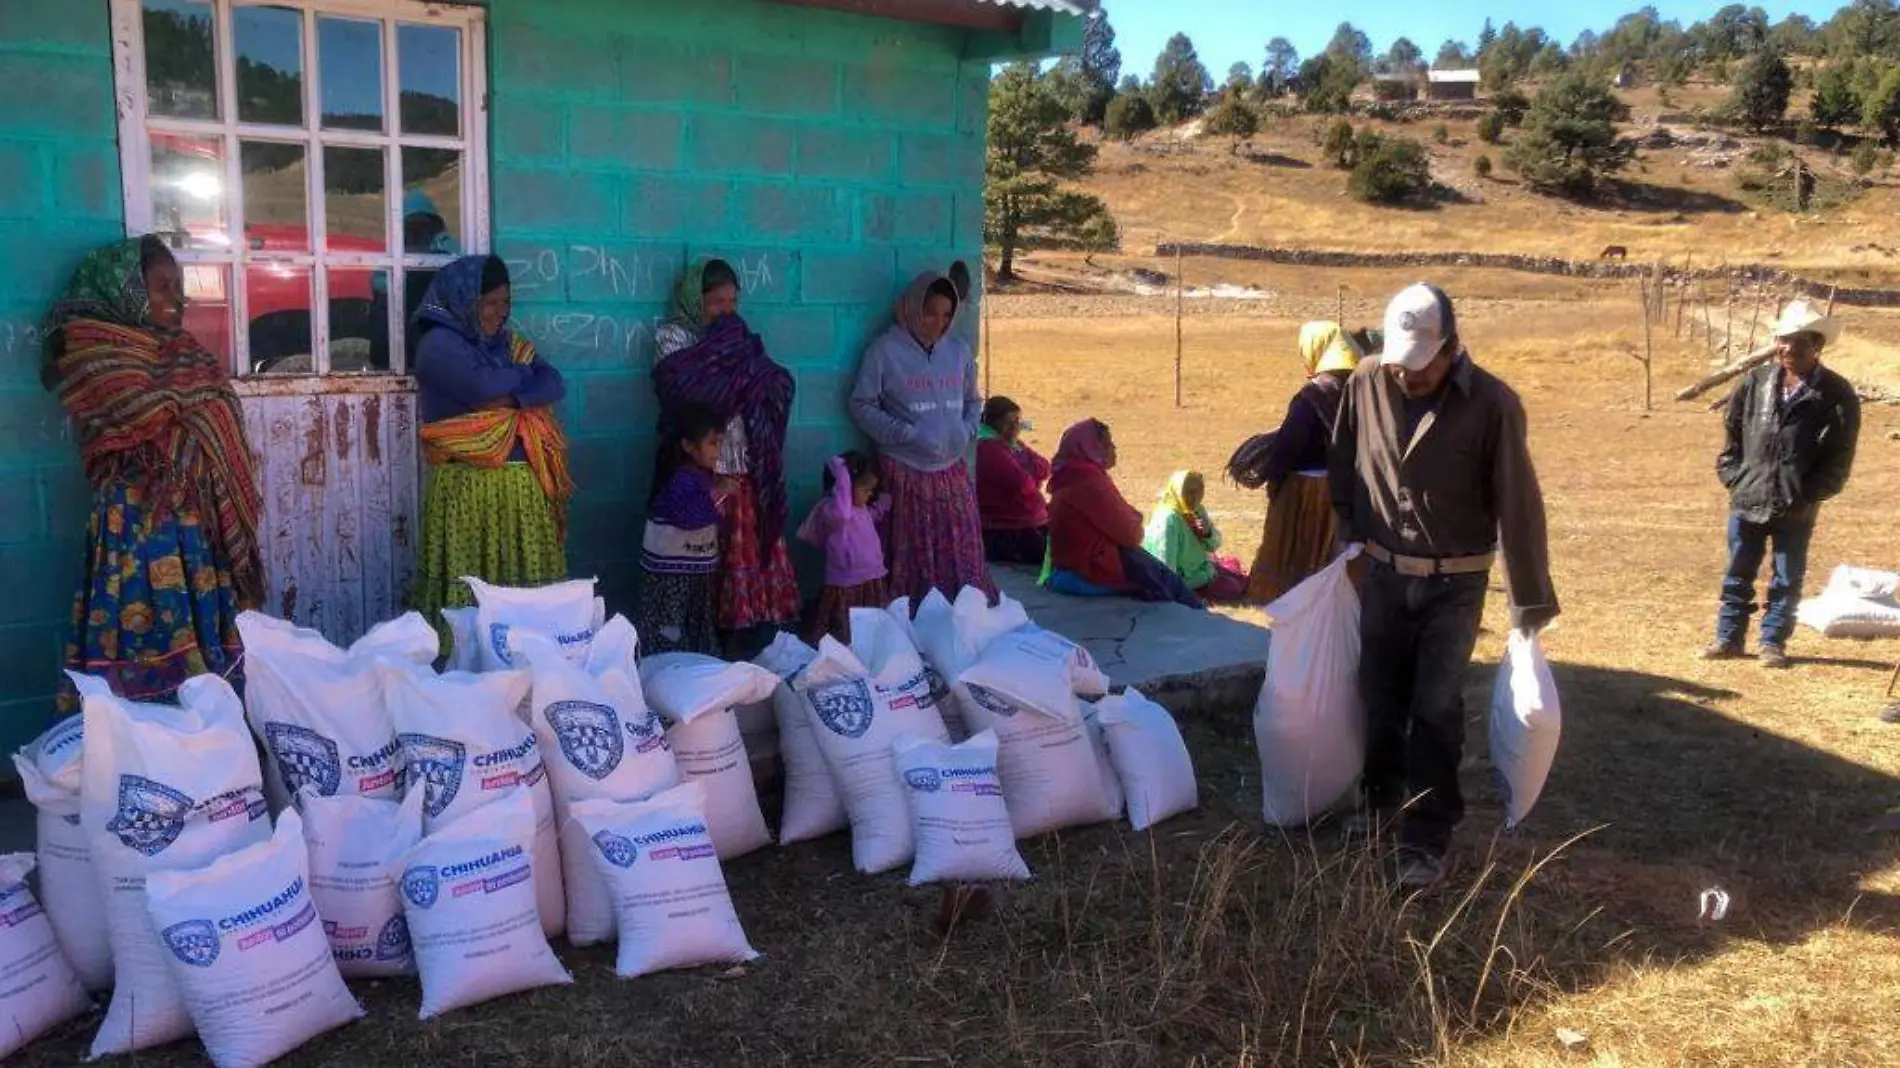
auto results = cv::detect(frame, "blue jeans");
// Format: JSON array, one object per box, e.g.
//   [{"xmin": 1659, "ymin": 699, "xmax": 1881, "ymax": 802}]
[{"xmin": 1717, "ymin": 509, "xmax": 1817, "ymax": 651}]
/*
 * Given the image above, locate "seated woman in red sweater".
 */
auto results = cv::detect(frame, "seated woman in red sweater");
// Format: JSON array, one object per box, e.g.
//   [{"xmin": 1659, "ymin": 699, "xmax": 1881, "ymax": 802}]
[
  {"xmin": 1043, "ymin": 419, "xmax": 1203, "ymax": 609},
  {"xmin": 974, "ymin": 396, "xmax": 1051, "ymax": 565}
]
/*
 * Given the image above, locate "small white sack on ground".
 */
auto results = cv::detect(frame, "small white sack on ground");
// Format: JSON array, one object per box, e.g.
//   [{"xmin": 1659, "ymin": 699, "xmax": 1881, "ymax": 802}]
[
  {"xmin": 398, "ymin": 790, "xmax": 571, "ymax": 1019},
  {"xmin": 299, "ymin": 787, "xmax": 425, "ymax": 978},
  {"xmin": 958, "ymin": 629, "xmax": 1114, "ymax": 838},
  {"xmin": 1796, "ymin": 591, "xmax": 1900, "ymax": 639},
  {"xmin": 1093, "ymin": 691, "xmax": 1198, "ymax": 830},
  {"xmin": 466, "ymin": 576, "xmax": 601, "ymax": 672},
  {"xmin": 1826, "ymin": 564, "xmax": 1899, "ymax": 602},
  {"xmin": 1254, "ymin": 550, "xmax": 1366, "ymax": 827},
  {"xmin": 76, "ymin": 671, "xmax": 271, "ymax": 1058},
  {"xmin": 0, "ymin": 854, "xmax": 93, "ymax": 1060},
  {"xmin": 638, "ymin": 654, "xmax": 775, "ymax": 860},
  {"xmin": 385, "ymin": 666, "xmax": 565, "ymax": 938},
  {"xmin": 1082, "ymin": 706, "xmax": 1125, "ymax": 821},
  {"xmin": 570, "ymin": 783, "xmax": 760, "ymax": 979},
  {"xmin": 908, "ymin": 588, "xmax": 1029, "ymax": 740},
  {"xmin": 754, "ymin": 634, "xmax": 844, "ymax": 844},
  {"xmin": 145, "ymin": 810, "xmax": 362, "ymax": 1068},
  {"xmin": 893, "ymin": 731, "xmax": 1031, "ymax": 886},
  {"xmin": 12, "ymin": 713, "xmax": 112, "ymax": 990},
  {"xmin": 515, "ymin": 619, "xmax": 680, "ymax": 946},
  {"xmin": 794, "ymin": 638, "xmax": 949, "ymax": 873},
  {"xmin": 237, "ymin": 611, "xmax": 435, "ymax": 811},
  {"xmin": 1488, "ymin": 631, "xmax": 1563, "ymax": 829}
]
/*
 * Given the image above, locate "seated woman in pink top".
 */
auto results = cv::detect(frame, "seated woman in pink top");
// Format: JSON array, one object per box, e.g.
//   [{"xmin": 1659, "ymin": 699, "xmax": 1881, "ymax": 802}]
[{"xmin": 797, "ymin": 450, "xmax": 892, "ymax": 646}]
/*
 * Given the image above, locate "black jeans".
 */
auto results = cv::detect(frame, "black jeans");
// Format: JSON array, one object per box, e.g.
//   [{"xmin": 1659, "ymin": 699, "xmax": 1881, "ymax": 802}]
[{"xmin": 1358, "ymin": 563, "xmax": 1489, "ymax": 855}]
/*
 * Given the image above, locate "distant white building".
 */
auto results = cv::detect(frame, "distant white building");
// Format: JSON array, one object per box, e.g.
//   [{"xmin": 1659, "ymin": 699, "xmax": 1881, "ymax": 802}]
[{"xmin": 1426, "ymin": 69, "xmax": 1481, "ymax": 102}]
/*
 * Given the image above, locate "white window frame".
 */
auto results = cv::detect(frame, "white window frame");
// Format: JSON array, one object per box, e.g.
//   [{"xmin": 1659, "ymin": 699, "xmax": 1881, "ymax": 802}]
[{"xmin": 109, "ymin": 0, "xmax": 490, "ymax": 381}]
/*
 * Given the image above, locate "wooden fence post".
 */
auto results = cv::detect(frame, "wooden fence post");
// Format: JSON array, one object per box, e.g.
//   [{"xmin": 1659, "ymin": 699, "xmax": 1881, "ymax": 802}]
[
  {"xmin": 1636, "ymin": 277, "xmax": 1654, "ymax": 411},
  {"xmin": 1174, "ymin": 246, "xmax": 1184, "ymax": 409}
]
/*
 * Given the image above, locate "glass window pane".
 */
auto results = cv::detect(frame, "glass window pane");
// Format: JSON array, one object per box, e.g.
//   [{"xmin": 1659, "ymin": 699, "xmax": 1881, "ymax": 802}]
[
  {"xmin": 234, "ymin": 5, "xmax": 304, "ymax": 126},
  {"xmin": 181, "ymin": 264, "xmax": 233, "ymax": 365},
  {"xmin": 143, "ymin": 0, "xmax": 218, "ymax": 120},
  {"xmin": 323, "ymin": 146, "xmax": 387, "ymax": 254},
  {"xmin": 150, "ymin": 134, "xmax": 228, "ymax": 252},
  {"xmin": 318, "ymin": 16, "xmax": 384, "ymax": 131},
  {"xmin": 241, "ymin": 141, "xmax": 310, "ymax": 252},
  {"xmin": 330, "ymin": 269, "xmax": 389, "ymax": 372},
  {"xmin": 402, "ymin": 149, "xmax": 462, "ymax": 254},
  {"xmin": 402, "ymin": 267, "xmax": 438, "ymax": 359},
  {"xmin": 246, "ymin": 264, "xmax": 313, "ymax": 374},
  {"xmin": 398, "ymin": 25, "xmax": 461, "ymax": 136}
]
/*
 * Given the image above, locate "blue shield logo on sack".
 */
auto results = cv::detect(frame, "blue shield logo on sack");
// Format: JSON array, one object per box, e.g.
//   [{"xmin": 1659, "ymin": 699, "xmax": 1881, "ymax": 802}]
[
  {"xmin": 401, "ymin": 865, "xmax": 440, "ymax": 909},
  {"xmin": 397, "ymin": 733, "xmax": 466, "ymax": 818},
  {"xmin": 545, "ymin": 700, "xmax": 624, "ymax": 781},
  {"xmin": 376, "ymin": 914, "xmax": 411, "ymax": 961},
  {"xmin": 488, "ymin": 623, "xmax": 514, "ymax": 666},
  {"xmin": 264, "ymin": 722, "xmax": 342, "ymax": 798},
  {"xmin": 965, "ymin": 684, "xmax": 1018, "ymax": 718},
  {"xmin": 810, "ymin": 678, "xmax": 875, "ymax": 738},
  {"xmin": 162, "ymin": 919, "xmax": 220, "ymax": 968},
  {"xmin": 106, "ymin": 774, "xmax": 193, "ymax": 856},
  {"xmin": 592, "ymin": 830, "xmax": 638, "ymax": 869},
  {"xmin": 903, "ymin": 767, "xmax": 942, "ymax": 793}
]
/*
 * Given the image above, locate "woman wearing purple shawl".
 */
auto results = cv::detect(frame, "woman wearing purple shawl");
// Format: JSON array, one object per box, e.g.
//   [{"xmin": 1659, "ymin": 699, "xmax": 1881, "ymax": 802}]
[{"xmin": 653, "ymin": 259, "xmax": 799, "ymax": 651}]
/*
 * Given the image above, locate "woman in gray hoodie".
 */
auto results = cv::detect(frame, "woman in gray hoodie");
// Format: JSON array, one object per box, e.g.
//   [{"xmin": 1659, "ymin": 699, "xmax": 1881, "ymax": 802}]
[{"xmin": 850, "ymin": 272, "xmax": 996, "ymax": 603}]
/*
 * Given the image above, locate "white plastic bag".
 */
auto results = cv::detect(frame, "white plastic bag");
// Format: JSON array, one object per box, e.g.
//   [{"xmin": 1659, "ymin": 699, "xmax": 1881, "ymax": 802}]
[
  {"xmin": 794, "ymin": 638, "xmax": 949, "ymax": 873},
  {"xmin": 1254, "ymin": 550, "xmax": 1366, "ymax": 827},
  {"xmin": 570, "ymin": 783, "xmax": 760, "ymax": 979},
  {"xmin": 467, "ymin": 576, "xmax": 600, "ymax": 671},
  {"xmin": 1021, "ymin": 622, "xmax": 1112, "ymax": 697},
  {"xmin": 1082, "ymin": 703, "xmax": 1125, "ymax": 822},
  {"xmin": 893, "ymin": 731, "xmax": 1031, "ymax": 886},
  {"xmin": 0, "ymin": 854, "xmax": 92, "ymax": 1060},
  {"xmin": 515, "ymin": 619, "xmax": 680, "ymax": 946},
  {"xmin": 909, "ymin": 588, "xmax": 1029, "ymax": 740},
  {"xmin": 77, "ymin": 671, "xmax": 271, "ymax": 1058},
  {"xmin": 237, "ymin": 611, "xmax": 435, "ymax": 811},
  {"xmin": 1093, "ymin": 691, "xmax": 1198, "ymax": 830},
  {"xmin": 385, "ymin": 666, "xmax": 565, "ymax": 938},
  {"xmin": 1489, "ymin": 631, "xmax": 1563, "ymax": 828},
  {"xmin": 12, "ymin": 713, "xmax": 112, "ymax": 990},
  {"xmin": 638, "ymin": 654, "xmax": 775, "ymax": 860},
  {"xmin": 1796, "ymin": 591, "xmax": 1900, "ymax": 639},
  {"xmin": 1826, "ymin": 564, "xmax": 1899, "ymax": 602},
  {"xmin": 958, "ymin": 631, "xmax": 1114, "ymax": 839},
  {"xmin": 399, "ymin": 790, "xmax": 572, "ymax": 1019},
  {"xmin": 146, "ymin": 809, "xmax": 362, "ymax": 1068},
  {"xmin": 446, "ymin": 597, "xmax": 606, "ymax": 673},
  {"xmin": 754, "ymin": 634, "xmax": 845, "ymax": 844},
  {"xmin": 299, "ymin": 787, "xmax": 425, "ymax": 978}
]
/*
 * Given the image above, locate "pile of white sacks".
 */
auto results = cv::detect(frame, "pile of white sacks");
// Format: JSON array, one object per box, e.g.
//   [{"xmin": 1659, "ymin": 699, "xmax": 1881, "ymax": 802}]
[
  {"xmin": 4, "ymin": 580, "xmax": 1197, "ymax": 1064},
  {"xmin": 1797, "ymin": 564, "xmax": 1900, "ymax": 639}
]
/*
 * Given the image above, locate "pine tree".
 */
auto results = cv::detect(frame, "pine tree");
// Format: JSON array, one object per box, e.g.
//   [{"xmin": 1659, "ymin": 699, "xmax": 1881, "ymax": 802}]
[
  {"xmin": 985, "ymin": 65, "xmax": 1119, "ymax": 280},
  {"xmin": 1149, "ymin": 33, "xmax": 1214, "ymax": 123},
  {"xmin": 1731, "ymin": 50, "xmax": 1794, "ymax": 132}
]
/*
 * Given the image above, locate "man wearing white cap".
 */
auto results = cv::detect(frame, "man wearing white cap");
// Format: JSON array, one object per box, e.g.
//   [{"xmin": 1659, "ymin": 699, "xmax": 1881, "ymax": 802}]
[
  {"xmin": 1705, "ymin": 299, "xmax": 1860, "ymax": 669},
  {"xmin": 1330, "ymin": 282, "xmax": 1558, "ymax": 889}
]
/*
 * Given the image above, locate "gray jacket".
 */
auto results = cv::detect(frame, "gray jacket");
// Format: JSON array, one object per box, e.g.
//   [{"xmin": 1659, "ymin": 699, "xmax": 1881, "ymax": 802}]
[{"xmin": 850, "ymin": 325, "xmax": 981, "ymax": 473}]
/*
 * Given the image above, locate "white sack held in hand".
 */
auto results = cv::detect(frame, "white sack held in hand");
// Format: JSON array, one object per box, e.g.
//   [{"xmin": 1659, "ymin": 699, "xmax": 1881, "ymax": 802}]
[
  {"xmin": 958, "ymin": 630, "xmax": 1115, "ymax": 839},
  {"xmin": 638, "ymin": 654, "xmax": 775, "ymax": 860},
  {"xmin": 399, "ymin": 790, "xmax": 572, "ymax": 1019},
  {"xmin": 76, "ymin": 672, "xmax": 271, "ymax": 1058},
  {"xmin": 0, "ymin": 854, "xmax": 92, "ymax": 1060},
  {"xmin": 515, "ymin": 620, "xmax": 680, "ymax": 946},
  {"xmin": 146, "ymin": 810, "xmax": 362, "ymax": 1068},
  {"xmin": 893, "ymin": 731, "xmax": 1031, "ymax": 886},
  {"xmin": 793, "ymin": 638, "xmax": 949, "ymax": 874},
  {"xmin": 1253, "ymin": 550, "xmax": 1366, "ymax": 827},
  {"xmin": 754, "ymin": 634, "xmax": 844, "ymax": 844},
  {"xmin": 12, "ymin": 713, "xmax": 112, "ymax": 990},
  {"xmin": 1094, "ymin": 691, "xmax": 1198, "ymax": 830},
  {"xmin": 571, "ymin": 783, "xmax": 760, "ymax": 979},
  {"xmin": 1488, "ymin": 631, "xmax": 1563, "ymax": 829},
  {"xmin": 299, "ymin": 787, "xmax": 425, "ymax": 978},
  {"xmin": 384, "ymin": 667, "xmax": 565, "ymax": 938},
  {"xmin": 236, "ymin": 611, "xmax": 435, "ymax": 811},
  {"xmin": 466, "ymin": 576, "xmax": 600, "ymax": 671},
  {"xmin": 909, "ymin": 588, "xmax": 1029, "ymax": 740}
]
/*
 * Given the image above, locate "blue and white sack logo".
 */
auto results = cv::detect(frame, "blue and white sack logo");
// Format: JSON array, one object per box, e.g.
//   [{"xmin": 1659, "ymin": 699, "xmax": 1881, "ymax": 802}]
[
  {"xmin": 592, "ymin": 830, "xmax": 638, "ymax": 869},
  {"xmin": 376, "ymin": 914, "xmax": 411, "ymax": 961},
  {"xmin": 162, "ymin": 919, "xmax": 220, "ymax": 968},
  {"xmin": 401, "ymin": 865, "xmax": 440, "ymax": 909},
  {"xmin": 965, "ymin": 683, "xmax": 1018, "ymax": 718},
  {"xmin": 488, "ymin": 623, "xmax": 515, "ymax": 666},
  {"xmin": 106, "ymin": 774, "xmax": 192, "ymax": 856},
  {"xmin": 264, "ymin": 722, "xmax": 342, "ymax": 798},
  {"xmin": 903, "ymin": 767, "xmax": 942, "ymax": 793},
  {"xmin": 810, "ymin": 678, "xmax": 875, "ymax": 738},
  {"xmin": 397, "ymin": 733, "xmax": 466, "ymax": 818},
  {"xmin": 546, "ymin": 700, "xmax": 624, "ymax": 781}
]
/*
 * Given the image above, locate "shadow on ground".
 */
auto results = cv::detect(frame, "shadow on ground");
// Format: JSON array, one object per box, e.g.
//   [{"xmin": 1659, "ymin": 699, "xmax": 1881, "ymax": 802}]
[{"xmin": 1600, "ymin": 178, "xmax": 1751, "ymax": 216}]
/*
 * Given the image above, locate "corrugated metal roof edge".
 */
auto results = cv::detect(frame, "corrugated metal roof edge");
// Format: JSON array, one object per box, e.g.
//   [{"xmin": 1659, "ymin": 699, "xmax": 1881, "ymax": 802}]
[{"xmin": 977, "ymin": 0, "xmax": 1098, "ymax": 14}]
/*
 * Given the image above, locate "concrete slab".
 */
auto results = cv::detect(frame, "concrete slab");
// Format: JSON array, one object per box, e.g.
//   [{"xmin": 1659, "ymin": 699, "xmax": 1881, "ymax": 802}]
[{"xmin": 993, "ymin": 566, "xmax": 1270, "ymax": 718}]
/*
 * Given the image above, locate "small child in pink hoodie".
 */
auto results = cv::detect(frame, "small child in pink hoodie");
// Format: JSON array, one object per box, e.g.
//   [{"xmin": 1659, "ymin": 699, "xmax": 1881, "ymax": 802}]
[{"xmin": 797, "ymin": 451, "xmax": 891, "ymax": 646}]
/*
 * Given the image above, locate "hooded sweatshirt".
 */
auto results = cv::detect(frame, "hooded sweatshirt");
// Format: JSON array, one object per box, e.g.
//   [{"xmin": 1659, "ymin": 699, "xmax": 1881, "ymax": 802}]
[{"xmin": 850, "ymin": 325, "xmax": 981, "ymax": 473}]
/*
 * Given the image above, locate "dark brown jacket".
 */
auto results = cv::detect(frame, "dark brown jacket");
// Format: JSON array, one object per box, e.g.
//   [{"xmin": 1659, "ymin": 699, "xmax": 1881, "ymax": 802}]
[{"xmin": 1329, "ymin": 355, "xmax": 1559, "ymax": 628}]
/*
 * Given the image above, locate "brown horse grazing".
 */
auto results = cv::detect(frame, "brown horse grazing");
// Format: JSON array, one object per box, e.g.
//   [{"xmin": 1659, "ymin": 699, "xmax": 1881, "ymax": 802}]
[{"xmin": 1601, "ymin": 245, "xmax": 1630, "ymax": 260}]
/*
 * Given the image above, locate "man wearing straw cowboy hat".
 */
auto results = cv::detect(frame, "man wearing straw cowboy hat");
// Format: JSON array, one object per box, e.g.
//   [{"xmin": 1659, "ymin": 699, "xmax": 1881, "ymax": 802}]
[{"xmin": 1703, "ymin": 299, "xmax": 1861, "ymax": 669}]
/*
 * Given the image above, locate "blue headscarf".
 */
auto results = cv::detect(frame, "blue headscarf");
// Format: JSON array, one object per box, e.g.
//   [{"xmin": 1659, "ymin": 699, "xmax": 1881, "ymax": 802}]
[{"xmin": 412, "ymin": 255, "xmax": 511, "ymax": 361}]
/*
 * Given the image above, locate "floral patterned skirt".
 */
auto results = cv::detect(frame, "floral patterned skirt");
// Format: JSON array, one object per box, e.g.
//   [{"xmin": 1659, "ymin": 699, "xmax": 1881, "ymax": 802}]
[
  {"xmin": 878, "ymin": 457, "xmax": 996, "ymax": 605},
  {"xmin": 58, "ymin": 474, "xmax": 244, "ymax": 714},
  {"xmin": 715, "ymin": 475, "xmax": 800, "ymax": 631}
]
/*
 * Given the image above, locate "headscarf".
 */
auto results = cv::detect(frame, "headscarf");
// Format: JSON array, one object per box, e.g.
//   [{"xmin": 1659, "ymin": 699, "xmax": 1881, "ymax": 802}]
[
  {"xmin": 667, "ymin": 257, "xmax": 740, "ymax": 335},
  {"xmin": 413, "ymin": 255, "xmax": 512, "ymax": 353},
  {"xmin": 1158, "ymin": 470, "xmax": 1214, "ymax": 539},
  {"xmin": 894, "ymin": 272, "xmax": 960, "ymax": 347},
  {"xmin": 1052, "ymin": 419, "xmax": 1112, "ymax": 473},
  {"xmin": 1299, "ymin": 321, "xmax": 1363, "ymax": 377},
  {"xmin": 41, "ymin": 237, "xmax": 266, "ymax": 606}
]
